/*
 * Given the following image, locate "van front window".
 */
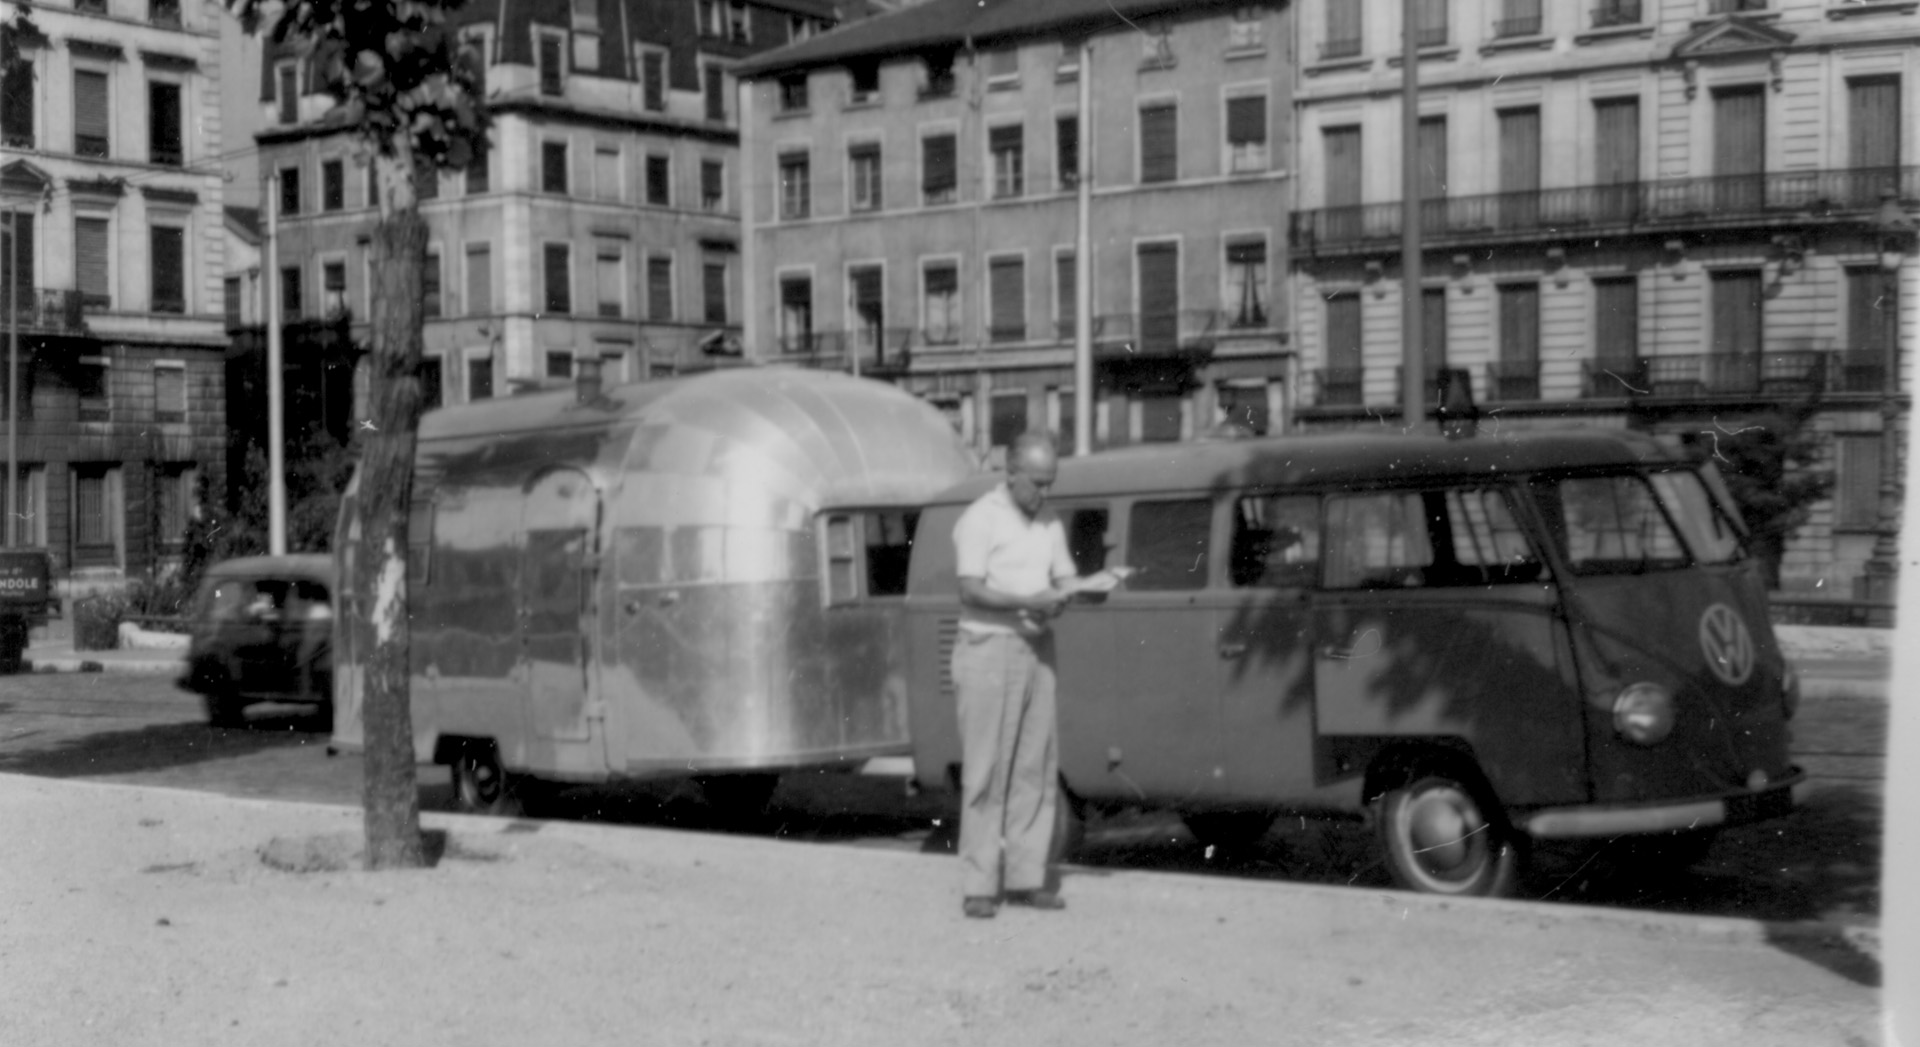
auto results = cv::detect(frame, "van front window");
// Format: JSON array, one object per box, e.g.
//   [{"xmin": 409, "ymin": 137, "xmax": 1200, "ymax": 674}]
[
  {"xmin": 1541, "ymin": 475, "xmax": 1690, "ymax": 575},
  {"xmin": 1649, "ymin": 470, "xmax": 1744, "ymax": 566}
]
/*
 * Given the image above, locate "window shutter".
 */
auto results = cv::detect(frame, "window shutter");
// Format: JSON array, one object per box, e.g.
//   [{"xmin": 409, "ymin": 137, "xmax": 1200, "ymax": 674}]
[
  {"xmin": 1848, "ymin": 76, "xmax": 1900, "ymax": 171},
  {"xmin": 1498, "ymin": 107, "xmax": 1541, "ymax": 192},
  {"xmin": 702, "ymin": 159, "xmax": 722, "ymax": 203},
  {"xmin": 539, "ymin": 34, "xmax": 564, "ymax": 95},
  {"xmin": 1422, "ymin": 287, "xmax": 1447, "ymax": 367},
  {"xmin": 1594, "ymin": 277, "xmax": 1638, "ymax": 366},
  {"xmin": 1837, "ymin": 435, "xmax": 1883, "ymax": 530},
  {"xmin": 75, "ymin": 71, "xmax": 110, "ymax": 154},
  {"xmin": 922, "ymin": 134, "xmax": 956, "ymax": 194},
  {"xmin": 1594, "ymin": 98, "xmax": 1639, "ymax": 184},
  {"xmin": 1226, "ymin": 95, "xmax": 1265, "ymax": 146},
  {"xmin": 277, "ymin": 63, "xmax": 297, "ymax": 123},
  {"xmin": 1326, "ymin": 293, "xmax": 1362, "ymax": 371},
  {"xmin": 643, "ymin": 51, "xmax": 665, "ymax": 110},
  {"xmin": 466, "ymin": 245, "xmax": 491, "ymax": 315},
  {"xmin": 1055, "ymin": 251, "xmax": 1075, "ymax": 326},
  {"xmin": 647, "ymin": 256, "xmax": 672, "ymax": 319},
  {"xmin": 989, "ymin": 257, "xmax": 1024, "ymax": 340},
  {"xmin": 704, "ymin": 262, "xmax": 727, "ymax": 322},
  {"xmin": 1498, "ymin": 283, "xmax": 1540, "ymax": 366},
  {"xmin": 925, "ymin": 264, "xmax": 957, "ymax": 296},
  {"xmin": 851, "ymin": 266, "xmax": 882, "ymax": 315},
  {"xmin": 1713, "ymin": 88, "xmax": 1764, "ymax": 177},
  {"xmin": 150, "ymin": 225, "xmax": 183, "ymax": 312},
  {"xmin": 1140, "ymin": 103, "xmax": 1177, "ymax": 182},
  {"xmin": 76, "ymin": 217, "xmax": 110, "ymax": 304},
  {"xmin": 1326, "ymin": 0, "xmax": 1361, "ymax": 45},
  {"xmin": 705, "ymin": 65, "xmax": 726, "ymax": 121},
  {"xmin": 1417, "ymin": 116, "xmax": 1447, "ymax": 197},
  {"xmin": 1056, "ymin": 115, "xmax": 1078, "ymax": 184},
  {"xmin": 1710, "ymin": 270, "xmax": 1762, "ymax": 356},
  {"xmin": 1323, "ymin": 125, "xmax": 1362, "ymax": 207},
  {"xmin": 989, "ymin": 123, "xmax": 1021, "ymax": 153},
  {"xmin": 544, "ymin": 243, "xmax": 571, "ymax": 313},
  {"xmin": 0, "ymin": 213, "xmax": 30, "ymax": 299},
  {"xmin": 1136, "ymin": 241, "xmax": 1179, "ymax": 349}
]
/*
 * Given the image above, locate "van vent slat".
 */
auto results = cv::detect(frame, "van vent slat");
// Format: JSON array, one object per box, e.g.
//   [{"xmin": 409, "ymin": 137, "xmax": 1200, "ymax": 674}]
[{"xmin": 936, "ymin": 617, "xmax": 958, "ymax": 703}]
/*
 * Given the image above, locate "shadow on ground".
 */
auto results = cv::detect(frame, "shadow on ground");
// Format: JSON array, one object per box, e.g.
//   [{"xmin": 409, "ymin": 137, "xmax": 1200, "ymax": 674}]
[{"xmin": 0, "ymin": 705, "xmax": 333, "ymax": 778}]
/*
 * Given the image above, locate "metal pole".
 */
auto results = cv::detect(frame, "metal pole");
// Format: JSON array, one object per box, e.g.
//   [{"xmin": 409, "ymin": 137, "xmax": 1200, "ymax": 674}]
[
  {"xmin": 1072, "ymin": 38, "xmax": 1093, "ymax": 457},
  {"xmin": 6, "ymin": 202, "xmax": 17, "ymax": 548},
  {"xmin": 265, "ymin": 173, "xmax": 287, "ymax": 555},
  {"xmin": 1400, "ymin": 0, "xmax": 1425, "ymax": 429}
]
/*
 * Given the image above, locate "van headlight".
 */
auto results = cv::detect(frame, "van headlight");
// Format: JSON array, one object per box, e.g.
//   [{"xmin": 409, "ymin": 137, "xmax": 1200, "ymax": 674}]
[
  {"xmin": 1613, "ymin": 683, "xmax": 1675, "ymax": 745},
  {"xmin": 1781, "ymin": 666, "xmax": 1800, "ymax": 722}
]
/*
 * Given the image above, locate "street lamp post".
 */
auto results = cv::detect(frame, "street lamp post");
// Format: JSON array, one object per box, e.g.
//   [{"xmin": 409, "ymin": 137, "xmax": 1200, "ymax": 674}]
[
  {"xmin": 1861, "ymin": 191, "xmax": 1913, "ymax": 607},
  {"xmin": 5, "ymin": 201, "xmax": 17, "ymax": 549}
]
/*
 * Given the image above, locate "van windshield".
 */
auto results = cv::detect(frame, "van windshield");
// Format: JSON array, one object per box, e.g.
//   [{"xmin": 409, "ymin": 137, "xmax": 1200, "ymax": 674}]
[{"xmin": 1535, "ymin": 470, "xmax": 1740, "ymax": 575}]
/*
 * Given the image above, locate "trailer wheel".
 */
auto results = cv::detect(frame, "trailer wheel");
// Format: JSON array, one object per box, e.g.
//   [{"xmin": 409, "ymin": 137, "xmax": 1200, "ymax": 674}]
[
  {"xmin": 451, "ymin": 747, "xmax": 521, "ymax": 817},
  {"xmin": 1376, "ymin": 773, "xmax": 1518, "ymax": 897},
  {"xmin": 695, "ymin": 773, "xmax": 780, "ymax": 824}
]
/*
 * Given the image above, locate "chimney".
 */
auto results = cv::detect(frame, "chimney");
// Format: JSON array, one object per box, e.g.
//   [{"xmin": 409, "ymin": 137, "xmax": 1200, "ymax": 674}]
[{"xmin": 575, "ymin": 354, "xmax": 602, "ymax": 405}]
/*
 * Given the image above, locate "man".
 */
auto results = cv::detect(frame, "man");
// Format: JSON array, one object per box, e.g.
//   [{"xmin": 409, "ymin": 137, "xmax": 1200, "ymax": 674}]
[{"xmin": 950, "ymin": 430, "xmax": 1080, "ymax": 919}]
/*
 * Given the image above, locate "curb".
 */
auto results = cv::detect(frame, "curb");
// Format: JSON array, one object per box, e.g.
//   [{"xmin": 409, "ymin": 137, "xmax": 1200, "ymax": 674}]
[{"xmin": 21, "ymin": 654, "xmax": 185, "ymax": 675}]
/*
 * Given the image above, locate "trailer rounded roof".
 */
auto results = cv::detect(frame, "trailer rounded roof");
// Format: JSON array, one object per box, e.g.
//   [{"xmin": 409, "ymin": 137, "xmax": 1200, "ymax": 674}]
[{"xmin": 928, "ymin": 428, "xmax": 1682, "ymax": 506}]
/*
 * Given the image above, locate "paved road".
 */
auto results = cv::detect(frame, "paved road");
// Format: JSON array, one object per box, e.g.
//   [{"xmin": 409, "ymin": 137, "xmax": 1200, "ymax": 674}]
[{"xmin": 0, "ymin": 670, "xmax": 1884, "ymax": 946}]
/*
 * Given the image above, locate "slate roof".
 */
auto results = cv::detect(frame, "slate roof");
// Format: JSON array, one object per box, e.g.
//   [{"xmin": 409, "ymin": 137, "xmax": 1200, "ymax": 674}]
[{"xmin": 734, "ymin": 0, "xmax": 1249, "ymax": 78}]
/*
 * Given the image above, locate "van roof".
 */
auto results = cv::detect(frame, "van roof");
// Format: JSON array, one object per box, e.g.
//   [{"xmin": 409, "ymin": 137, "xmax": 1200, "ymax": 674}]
[
  {"xmin": 201, "ymin": 554, "xmax": 335, "ymax": 585},
  {"xmin": 930, "ymin": 428, "xmax": 1680, "ymax": 505}
]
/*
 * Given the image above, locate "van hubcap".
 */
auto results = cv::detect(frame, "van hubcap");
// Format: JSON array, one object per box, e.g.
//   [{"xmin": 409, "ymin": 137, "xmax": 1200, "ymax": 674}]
[{"xmin": 1406, "ymin": 786, "xmax": 1484, "ymax": 879}]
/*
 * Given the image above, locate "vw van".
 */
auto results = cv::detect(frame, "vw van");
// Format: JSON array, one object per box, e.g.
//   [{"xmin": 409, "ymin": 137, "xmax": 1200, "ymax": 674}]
[
  {"xmin": 179, "ymin": 554, "xmax": 336, "ymax": 726},
  {"xmin": 901, "ymin": 429, "xmax": 1805, "ymax": 896}
]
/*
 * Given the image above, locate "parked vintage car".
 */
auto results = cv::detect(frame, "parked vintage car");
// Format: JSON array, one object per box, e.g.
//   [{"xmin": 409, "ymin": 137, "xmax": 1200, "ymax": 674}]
[{"xmin": 178, "ymin": 554, "xmax": 335, "ymax": 726}]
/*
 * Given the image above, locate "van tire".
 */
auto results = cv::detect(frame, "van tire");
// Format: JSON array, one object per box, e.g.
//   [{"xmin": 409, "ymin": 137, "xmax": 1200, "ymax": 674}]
[
  {"xmin": 1376, "ymin": 773, "xmax": 1519, "ymax": 897},
  {"xmin": 451, "ymin": 747, "xmax": 522, "ymax": 817},
  {"xmin": 205, "ymin": 691, "xmax": 247, "ymax": 729}
]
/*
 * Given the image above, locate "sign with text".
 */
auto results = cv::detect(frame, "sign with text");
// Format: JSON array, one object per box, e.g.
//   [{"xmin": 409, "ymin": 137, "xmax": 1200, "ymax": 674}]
[{"xmin": 0, "ymin": 549, "xmax": 52, "ymax": 613}]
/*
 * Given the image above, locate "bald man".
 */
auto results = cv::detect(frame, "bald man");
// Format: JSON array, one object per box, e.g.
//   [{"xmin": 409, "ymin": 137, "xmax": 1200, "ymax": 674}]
[{"xmin": 950, "ymin": 430, "xmax": 1082, "ymax": 919}]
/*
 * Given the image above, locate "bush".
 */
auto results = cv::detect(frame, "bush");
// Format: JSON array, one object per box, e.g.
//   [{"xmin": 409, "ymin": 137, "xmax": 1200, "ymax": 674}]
[{"xmin": 72, "ymin": 591, "xmax": 133, "ymax": 651}]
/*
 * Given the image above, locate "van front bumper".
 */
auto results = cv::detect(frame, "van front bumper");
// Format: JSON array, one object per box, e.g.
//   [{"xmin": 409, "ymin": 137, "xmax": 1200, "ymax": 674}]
[{"xmin": 1521, "ymin": 768, "xmax": 1809, "ymax": 839}]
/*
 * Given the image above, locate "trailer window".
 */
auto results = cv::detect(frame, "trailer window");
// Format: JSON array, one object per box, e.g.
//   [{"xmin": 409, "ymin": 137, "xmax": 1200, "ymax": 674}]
[
  {"xmin": 823, "ymin": 509, "xmax": 920, "ymax": 603},
  {"xmin": 1230, "ymin": 494, "xmax": 1320, "ymax": 588},
  {"xmin": 1541, "ymin": 475, "xmax": 1689, "ymax": 575},
  {"xmin": 1126, "ymin": 499, "xmax": 1211, "ymax": 591}
]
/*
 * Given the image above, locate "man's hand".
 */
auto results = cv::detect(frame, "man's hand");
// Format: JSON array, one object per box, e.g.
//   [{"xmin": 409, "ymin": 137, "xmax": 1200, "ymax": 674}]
[{"xmin": 1024, "ymin": 589, "xmax": 1071, "ymax": 618}]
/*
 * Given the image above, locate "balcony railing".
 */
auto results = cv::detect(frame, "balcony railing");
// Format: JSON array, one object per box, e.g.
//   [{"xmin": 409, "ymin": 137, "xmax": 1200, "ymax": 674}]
[
  {"xmin": 1591, "ymin": 0, "xmax": 1642, "ymax": 27},
  {"xmin": 1707, "ymin": 0, "xmax": 1765, "ymax": 13},
  {"xmin": 1487, "ymin": 360, "xmax": 1541, "ymax": 401},
  {"xmin": 1292, "ymin": 165, "xmax": 1920, "ymax": 253},
  {"xmin": 1412, "ymin": 25, "xmax": 1449, "ymax": 48},
  {"xmin": 1492, "ymin": 14, "xmax": 1543, "ymax": 37},
  {"xmin": 0, "ymin": 289, "xmax": 88, "ymax": 333},
  {"xmin": 1319, "ymin": 37, "xmax": 1362, "ymax": 60},
  {"xmin": 1317, "ymin": 368, "xmax": 1366, "ymax": 406},
  {"xmin": 1094, "ymin": 310, "xmax": 1223, "ymax": 357}
]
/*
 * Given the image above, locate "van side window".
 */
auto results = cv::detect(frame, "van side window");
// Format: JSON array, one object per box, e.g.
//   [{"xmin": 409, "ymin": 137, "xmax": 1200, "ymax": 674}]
[
  {"xmin": 1229, "ymin": 494, "xmax": 1320, "ymax": 588},
  {"xmin": 1539, "ymin": 475, "xmax": 1689, "ymax": 575},
  {"xmin": 1442, "ymin": 487, "xmax": 1543, "ymax": 585},
  {"xmin": 1324, "ymin": 493, "xmax": 1432, "ymax": 589},
  {"xmin": 1058, "ymin": 506, "xmax": 1110, "ymax": 576},
  {"xmin": 824, "ymin": 509, "xmax": 921, "ymax": 603},
  {"xmin": 1126, "ymin": 499, "xmax": 1211, "ymax": 591}
]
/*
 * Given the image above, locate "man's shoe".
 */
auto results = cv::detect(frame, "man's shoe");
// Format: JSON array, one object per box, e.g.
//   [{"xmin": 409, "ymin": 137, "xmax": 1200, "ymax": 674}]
[
  {"xmin": 1003, "ymin": 890, "xmax": 1066, "ymax": 911},
  {"xmin": 963, "ymin": 896, "xmax": 998, "ymax": 919}
]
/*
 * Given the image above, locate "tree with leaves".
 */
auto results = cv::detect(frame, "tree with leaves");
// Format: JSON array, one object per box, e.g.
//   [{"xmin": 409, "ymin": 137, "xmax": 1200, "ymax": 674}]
[
  {"xmin": 230, "ymin": 0, "xmax": 489, "ymax": 868},
  {"xmin": 1698, "ymin": 399, "xmax": 1834, "ymax": 590}
]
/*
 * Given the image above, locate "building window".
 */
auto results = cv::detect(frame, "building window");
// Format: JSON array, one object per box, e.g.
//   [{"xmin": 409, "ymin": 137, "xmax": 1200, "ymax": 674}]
[
  {"xmin": 1057, "ymin": 114, "xmax": 1078, "ymax": 189},
  {"xmin": 1228, "ymin": 7, "xmax": 1265, "ymax": 49},
  {"xmin": 153, "ymin": 363, "xmax": 186, "ymax": 423},
  {"xmin": 703, "ymin": 260, "xmax": 728, "ymax": 323},
  {"xmin": 984, "ymin": 48, "xmax": 1018, "ymax": 87},
  {"xmin": 1834, "ymin": 434, "xmax": 1883, "ymax": 531},
  {"xmin": 321, "ymin": 160, "xmax": 344, "ymax": 211},
  {"xmin": 466, "ymin": 355, "xmax": 493, "ymax": 400},
  {"xmin": 705, "ymin": 64, "xmax": 727, "ymax": 122},
  {"xmin": 1324, "ymin": 291, "xmax": 1363, "ymax": 401},
  {"xmin": 1413, "ymin": 0, "xmax": 1449, "ymax": 48},
  {"xmin": 850, "ymin": 264, "xmax": 883, "ymax": 357},
  {"xmin": 279, "ymin": 166, "xmax": 301, "ymax": 216},
  {"xmin": 75, "ymin": 356, "xmax": 109, "ymax": 420},
  {"xmin": 155, "ymin": 465, "xmax": 194, "ymax": 552},
  {"xmin": 1707, "ymin": 0, "xmax": 1766, "ymax": 12},
  {"xmin": 1592, "ymin": 0, "xmax": 1641, "ymax": 26},
  {"xmin": 922, "ymin": 133, "xmax": 956, "ymax": 205},
  {"xmin": 72, "ymin": 464, "xmax": 121, "ymax": 564},
  {"xmin": 366, "ymin": 160, "xmax": 380, "ymax": 208},
  {"xmin": 538, "ymin": 32, "xmax": 565, "ymax": 96},
  {"xmin": 596, "ymin": 242, "xmax": 625, "ymax": 317},
  {"xmin": 988, "ymin": 255, "xmax": 1025, "ymax": 342},
  {"xmin": 923, "ymin": 52, "xmax": 956, "ymax": 98},
  {"xmin": 149, "ymin": 81, "xmax": 183, "ymax": 166},
  {"xmin": 1217, "ymin": 382, "xmax": 1270, "ymax": 436},
  {"xmin": 543, "ymin": 243, "xmax": 571, "ymax": 314},
  {"xmin": 74, "ymin": 70, "xmax": 109, "ymax": 157},
  {"xmin": 642, "ymin": 51, "xmax": 665, "ymax": 111},
  {"xmin": 422, "ymin": 250, "xmax": 441, "ymax": 318},
  {"xmin": 1494, "ymin": 0, "xmax": 1542, "ymax": 38},
  {"xmin": 989, "ymin": 392, "xmax": 1027, "ymax": 449},
  {"xmin": 76, "ymin": 216, "xmax": 110, "ymax": 309},
  {"xmin": 647, "ymin": 255, "xmax": 673, "ymax": 320},
  {"xmin": 1594, "ymin": 276, "xmax": 1638, "ymax": 367},
  {"xmin": 323, "ymin": 260, "xmax": 347, "ymax": 316},
  {"xmin": 415, "ymin": 156, "xmax": 439, "ymax": 201},
  {"xmin": 275, "ymin": 61, "xmax": 298, "ymax": 124},
  {"xmin": 646, "ymin": 153, "xmax": 670, "ymax": 206},
  {"xmin": 1136, "ymin": 241, "xmax": 1180, "ymax": 353},
  {"xmin": 923, "ymin": 261, "xmax": 959, "ymax": 344},
  {"xmin": 726, "ymin": 0, "xmax": 748, "ymax": 43},
  {"xmin": 779, "ymin": 152, "xmax": 810, "ymax": 219},
  {"xmin": 1, "ymin": 56, "xmax": 32, "ymax": 148},
  {"xmin": 592, "ymin": 146, "xmax": 621, "ymax": 201},
  {"xmin": 545, "ymin": 351, "xmax": 574, "ymax": 380},
  {"xmin": 778, "ymin": 274, "xmax": 813, "ymax": 352},
  {"xmin": 1496, "ymin": 283, "xmax": 1541, "ymax": 400},
  {"xmin": 849, "ymin": 61, "xmax": 880, "ymax": 104},
  {"xmin": 1, "ymin": 212, "xmax": 32, "ymax": 308},
  {"xmin": 990, "ymin": 124, "xmax": 1024, "ymax": 199},
  {"xmin": 151, "ymin": 226, "xmax": 185, "ymax": 314},
  {"xmin": 280, "ymin": 265, "xmax": 303, "ymax": 321},
  {"xmin": 701, "ymin": 160, "xmax": 725, "ymax": 211},
  {"xmin": 1846, "ymin": 267, "xmax": 1897, "ymax": 391},
  {"xmin": 542, "ymin": 141, "xmax": 568, "ymax": 194},
  {"xmin": 848, "ymin": 143, "xmax": 882, "ymax": 212},
  {"xmin": 1056, "ymin": 39, "xmax": 1082, "ymax": 80},
  {"xmin": 1226, "ymin": 239, "xmax": 1267, "ymax": 328},
  {"xmin": 698, "ymin": 0, "xmax": 722, "ymax": 37},
  {"xmin": 466, "ymin": 244, "xmax": 491, "ymax": 316},
  {"xmin": 223, "ymin": 277, "xmax": 241, "ymax": 327},
  {"xmin": 465, "ymin": 141, "xmax": 490, "ymax": 194},
  {"xmin": 778, "ymin": 74, "xmax": 809, "ymax": 112},
  {"xmin": 1710, "ymin": 269, "xmax": 1763, "ymax": 357},
  {"xmin": 419, "ymin": 357, "xmax": 443, "ymax": 409},
  {"xmin": 1139, "ymin": 102, "xmax": 1177, "ymax": 183},
  {"xmin": 1226, "ymin": 94, "xmax": 1267, "ymax": 173},
  {"xmin": 1054, "ymin": 250, "xmax": 1076, "ymax": 336}
]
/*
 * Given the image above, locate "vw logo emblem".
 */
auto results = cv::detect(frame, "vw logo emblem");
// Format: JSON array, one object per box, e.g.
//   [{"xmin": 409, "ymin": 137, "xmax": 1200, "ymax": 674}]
[{"xmin": 1699, "ymin": 603, "xmax": 1755, "ymax": 686}]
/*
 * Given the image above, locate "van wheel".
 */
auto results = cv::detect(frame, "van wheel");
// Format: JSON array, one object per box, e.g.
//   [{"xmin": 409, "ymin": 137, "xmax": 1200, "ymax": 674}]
[
  {"xmin": 451, "ymin": 748, "xmax": 522, "ymax": 817},
  {"xmin": 204, "ymin": 692, "xmax": 247, "ymax": 729},
  {"xmin": 1376, "ymin": 774, "xmax": 1518, "ymax": 897},
  {"xmin": 1183, "ymin": 811, "xmax": 1276, "ymax": 853}
]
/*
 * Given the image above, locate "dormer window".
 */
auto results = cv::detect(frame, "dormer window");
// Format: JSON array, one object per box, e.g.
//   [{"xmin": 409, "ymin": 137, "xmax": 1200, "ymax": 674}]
[
  {"xmin": 922, "ymin": 52, "xmax": 956, "ymax": 98},
  {"xmin": 778, "ymin": 73, "xmax": 809, "ymax": 112},
  {"xmin": 849, "ymin": 61, "xmax": 880, "ymax": 104},
  {"xmin": 727, "ymin": 1, "xmax": 749, "ymax": 43}
]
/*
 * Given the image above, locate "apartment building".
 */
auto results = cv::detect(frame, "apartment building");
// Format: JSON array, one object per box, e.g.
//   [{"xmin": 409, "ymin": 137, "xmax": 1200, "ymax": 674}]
[
  {"xmin": 1291, "ymin": 0, "xmax": 1916, "ymax": 594},
  {"xmin": 251, "ymin": 0, "xmax": 850, "ymax": 417},
  {"xmin": 0, "ymin": 0, "xmax": 230, "ymax": 584},
  {"xmin": 736, "ymin": 0, "xmax": 1292, "ymax": 455}
]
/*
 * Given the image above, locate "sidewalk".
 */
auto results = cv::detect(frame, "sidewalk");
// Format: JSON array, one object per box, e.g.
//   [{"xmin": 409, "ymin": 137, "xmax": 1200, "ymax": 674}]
[
  {"xmin": 0, "ymin": 772, "xmax": 1883, "ymax": 1047},
  {"xmin": 18, "ymin": 616, "xmax": 187, "ymax": 675}
]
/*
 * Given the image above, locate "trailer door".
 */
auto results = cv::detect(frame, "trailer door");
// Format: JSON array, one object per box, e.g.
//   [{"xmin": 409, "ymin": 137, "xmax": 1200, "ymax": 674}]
[{"xmin": 521, "ymin": 468, "xmax": 599, "ymax": 748}]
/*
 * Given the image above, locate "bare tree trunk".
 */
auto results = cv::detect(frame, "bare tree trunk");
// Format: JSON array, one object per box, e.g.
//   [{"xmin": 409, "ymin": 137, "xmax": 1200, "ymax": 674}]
[{"xmin": 357, "ymin": 161, "xmax": 429, "ymax": 870}]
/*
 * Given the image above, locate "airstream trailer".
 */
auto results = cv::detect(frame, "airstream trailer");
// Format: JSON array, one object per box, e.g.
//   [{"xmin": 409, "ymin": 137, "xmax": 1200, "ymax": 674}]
[
  {"xmin": 902, "ymin": 429, "xmax": 1805, "ymax": 897},
  {"xmin": 330, "ymin": 368, "xmax": 979, "ymax": 813}
]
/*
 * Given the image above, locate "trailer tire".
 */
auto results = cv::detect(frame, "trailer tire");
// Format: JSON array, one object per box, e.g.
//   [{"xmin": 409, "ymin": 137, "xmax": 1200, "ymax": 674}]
[
  {"xmin": 1376, "ymin": 772, "xmax": 1519, "ymax": 897},
  {"xmin": 451, "ymin": 747, "xmax": 522, "ymax": 817}
]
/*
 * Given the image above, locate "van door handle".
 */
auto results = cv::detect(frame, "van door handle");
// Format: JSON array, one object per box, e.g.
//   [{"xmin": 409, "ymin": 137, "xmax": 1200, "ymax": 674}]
[{"xmin": 1218, "ymin": 641, "xmax": 1247, "ymax": 659}]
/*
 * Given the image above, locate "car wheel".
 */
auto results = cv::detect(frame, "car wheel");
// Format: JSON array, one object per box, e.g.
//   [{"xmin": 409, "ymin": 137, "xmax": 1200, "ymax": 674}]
[
  {"xmin": 1183, "ymin": 811, "xmax": 1276, "ymax": 853},
  {"xmin": 204, "ymin": 691, "xmax": 247, "ymax": 729},
  {"xmin": 451, "ymin": 748, "xmax": 522, "ymax": 817},
  {"xmin": 1376, "ymin": 773, "xmax": 1519, "ymax": 897}
]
